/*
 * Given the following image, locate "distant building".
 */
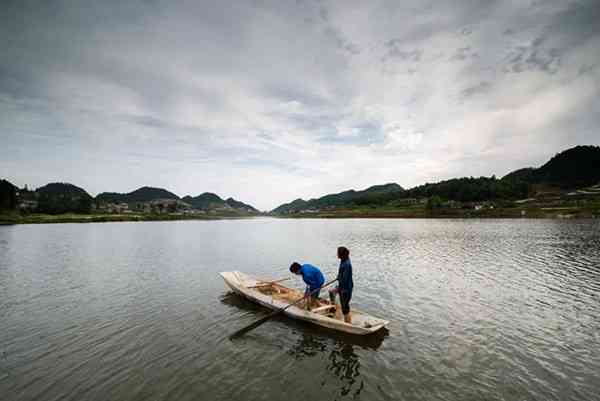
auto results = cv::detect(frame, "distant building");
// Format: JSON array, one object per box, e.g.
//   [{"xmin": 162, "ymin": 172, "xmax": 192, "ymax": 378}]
[
  {"xmin": 442, "ymin": 200, "xmax": 460, "ymax": 208},
  {"xmin": 19, "ymin": 200, "xmax": 38, "ymax": 212},
  {"xmin": 138, "ymin": 199, "xmax": 193, "ymax": 214},
  {"xmin": 106, "ymin": 203, "xmax": 129, "ymax": 213}
]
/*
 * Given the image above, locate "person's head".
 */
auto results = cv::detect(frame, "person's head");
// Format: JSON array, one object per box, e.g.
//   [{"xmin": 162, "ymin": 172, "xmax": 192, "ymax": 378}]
[
  {"xmin": 337, "ymin": 246, "xmax": 350, "ymax": 260},
  {"xmin": 289, "ymin": 262, "xmax": 302, "ymax": 274}
]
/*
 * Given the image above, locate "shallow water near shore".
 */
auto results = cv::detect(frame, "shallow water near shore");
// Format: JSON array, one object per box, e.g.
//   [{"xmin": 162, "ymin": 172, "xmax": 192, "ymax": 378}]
[{"xmin": 1, "ymin": 218, "xmax": 599, "ymax": 401}]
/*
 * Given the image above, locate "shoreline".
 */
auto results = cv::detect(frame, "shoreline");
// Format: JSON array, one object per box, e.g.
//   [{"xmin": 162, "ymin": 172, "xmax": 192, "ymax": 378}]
[
  {"xmin": 273, "ymin": 209, "xmax": 599, "ymax": 219},
  {"xmin": 0, "ymin": 212, "xmax": 261, "ymax": 225},
  {"xmin": 1, "ymin": 208, "xmax": 599, "ymax": 225}
]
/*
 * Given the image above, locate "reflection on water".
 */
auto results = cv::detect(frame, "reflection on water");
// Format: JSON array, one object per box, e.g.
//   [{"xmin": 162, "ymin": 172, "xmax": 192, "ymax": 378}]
[
  {"xmin": 221, "ymin": 291, "xmax": 387, "ymax": 399},
  {"xmin": 290, "ymin": 334, "xmax": 364, "ymax": 398},
  {"xmin": 331, "ymin": 343, "xmax": 362, "ymax": 398}
]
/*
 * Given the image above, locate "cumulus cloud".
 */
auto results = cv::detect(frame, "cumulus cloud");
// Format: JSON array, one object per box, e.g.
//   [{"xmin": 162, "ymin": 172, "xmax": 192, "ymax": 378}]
[{"xmin": 1, "ymin": 0, "xmax": 599, "ymax": 210}]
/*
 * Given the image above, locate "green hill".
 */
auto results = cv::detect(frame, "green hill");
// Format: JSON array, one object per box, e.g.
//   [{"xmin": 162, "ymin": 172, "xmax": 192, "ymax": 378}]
[
  {"xmin": 36, "ymin": 182, "xmax": 93, "ymax": 214},
  {"xmin": 181, "ymin": 192, "xmax": 259, "ymax": 212},
  {"xmin": 502, "ymin": 145, "xmax": 600, "ymax": 188},
  {"xmin": 501, "ymin": 167, "xmax": 536, "ymax": 182},
  {"xmin": 37, "ymin": 182, "xmax": 90, "ymax": 197},
  {"xmin": 404, "ymin": 176, "xmax": 528, "ymax": 202},
  {"xmin": 0, "ymin": 179, "xmax": 17, "ymax": 210},
  {"xmin": 182, "ymin": 192, "xmax": 226, "ymax": 210},
  {"xmin": 272, "ymin": 183, "xmax": 403, "ymax": 213},
  {"xmin": 272, "ymin": 198, "xmax": 309, "ymax": 214},
  {"xmin": 272, "ymin": 145, "xmax": 600, "ymax": 213},
  {"xmin": 225, "ymin": 197, "xmax": 259, "ymax": 212},
  {"xmin": 96, "ymin": 186, "xmax": 180, "ymax": 204},
  {"xmin": 531, "ymin": 145, "xmax": 600, "ymax": 188}
]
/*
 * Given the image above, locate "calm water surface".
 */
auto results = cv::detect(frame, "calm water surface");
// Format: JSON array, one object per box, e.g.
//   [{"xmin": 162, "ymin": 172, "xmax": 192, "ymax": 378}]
[{"xmin": 1, "ymin": 218, "xmax": 599, "ymax": 401}]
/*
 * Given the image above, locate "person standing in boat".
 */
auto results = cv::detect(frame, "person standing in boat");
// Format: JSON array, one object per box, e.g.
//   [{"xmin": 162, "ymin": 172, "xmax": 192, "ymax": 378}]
[
  {"xmin": 329, "ymin": 246, "xmax": 353, "ymax": 324},
  {"xmin": 289, "ymin": 262, "xmax": 325, "ymax": 310}
]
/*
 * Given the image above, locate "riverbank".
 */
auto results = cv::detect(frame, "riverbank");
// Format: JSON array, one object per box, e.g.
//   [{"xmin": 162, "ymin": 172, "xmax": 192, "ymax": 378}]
[
  {"xmin": 0, "ymin": 212, "xmax": 260, "ymax": 225},
  {"xmin": 2, "ymin": 204, "xmax": 599, "ymax": 225},
  {"xmin": 272, "ymin": 204, "xmax": 600, "ymax": 219}
]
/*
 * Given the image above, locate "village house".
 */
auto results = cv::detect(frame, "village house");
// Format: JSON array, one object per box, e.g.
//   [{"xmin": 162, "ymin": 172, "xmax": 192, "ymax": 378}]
[{"xmin": 18, "ymin": 200, "xmax": 38, "ymax": 212}]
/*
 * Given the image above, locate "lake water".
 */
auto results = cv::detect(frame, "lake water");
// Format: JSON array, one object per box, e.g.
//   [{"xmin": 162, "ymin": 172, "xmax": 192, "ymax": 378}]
[{"xmin": 1, "ymin": 218, "xmax": 599, "ymax": 401}]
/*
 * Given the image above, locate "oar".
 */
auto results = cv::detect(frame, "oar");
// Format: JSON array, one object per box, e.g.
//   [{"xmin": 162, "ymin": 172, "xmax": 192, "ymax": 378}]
[{"xmin": 229, "ymin": 278, "xmax": 338, "ymax": 339}]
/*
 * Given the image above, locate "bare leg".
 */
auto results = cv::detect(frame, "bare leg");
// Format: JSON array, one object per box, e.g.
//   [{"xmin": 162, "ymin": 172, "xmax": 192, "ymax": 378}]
[
  {"xmin": 344, "ymin": 313, "xmax": 352, "ymax": 324},
  {"xmin": 329, "ymin": 290, "xmax": 342, "ymax": 319}
]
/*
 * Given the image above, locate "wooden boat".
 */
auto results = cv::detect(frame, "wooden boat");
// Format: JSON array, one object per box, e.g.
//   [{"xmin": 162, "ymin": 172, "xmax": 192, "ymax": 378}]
[{"xmin": 220, "ymin": 271, "xmax": 389, "ymax": 335}]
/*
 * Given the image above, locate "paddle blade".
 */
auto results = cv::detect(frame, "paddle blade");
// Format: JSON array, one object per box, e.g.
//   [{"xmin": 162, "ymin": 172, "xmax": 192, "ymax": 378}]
[{"xmin": 229, "ymin": 312, "xmax": 277, "ymax": 339}]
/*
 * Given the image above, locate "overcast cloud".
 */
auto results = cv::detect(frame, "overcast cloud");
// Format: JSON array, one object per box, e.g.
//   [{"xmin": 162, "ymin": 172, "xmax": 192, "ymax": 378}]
[{"xmin": 1, "ymin": 0, "xmax": 599, "ymax": 210}]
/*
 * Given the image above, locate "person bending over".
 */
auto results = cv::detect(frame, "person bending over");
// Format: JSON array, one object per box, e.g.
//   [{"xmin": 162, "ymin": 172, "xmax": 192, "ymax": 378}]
[{"xmin": 289, "ymin": 262, "xmax": 325, "ymax": 310}]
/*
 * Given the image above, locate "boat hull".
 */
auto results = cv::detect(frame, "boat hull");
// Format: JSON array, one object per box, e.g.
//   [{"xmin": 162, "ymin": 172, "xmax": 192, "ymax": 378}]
[{"xmin": 220, "ymin": 271, "xmax": 389, "ymax": 335}]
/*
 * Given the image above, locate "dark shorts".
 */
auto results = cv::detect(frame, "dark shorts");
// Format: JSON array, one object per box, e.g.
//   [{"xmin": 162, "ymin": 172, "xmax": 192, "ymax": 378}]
[
  {"xmin": 339, "ymin": 290, "xmax": 352, "ymax": 315},
  {"xmin": 308, "ymin": 288, "xmax": 320, "ymax": 300}
]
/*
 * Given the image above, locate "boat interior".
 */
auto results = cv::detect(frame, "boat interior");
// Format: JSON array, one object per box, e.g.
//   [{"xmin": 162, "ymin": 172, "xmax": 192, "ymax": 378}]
[{"xmin": 252, "ymin": 281, "xmax": 347, "ymax": 320}]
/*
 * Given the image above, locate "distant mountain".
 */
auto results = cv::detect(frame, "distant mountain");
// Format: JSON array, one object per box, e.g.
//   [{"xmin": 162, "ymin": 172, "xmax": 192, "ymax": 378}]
[
  {"xmin": 96, "ymin": 186, "xmax": 179, "ymax": 204},
  {"xmin": 272, "ymin": 183, "xmax": 403, "ymax": 213},
  {"xmin": 502, "ymin": 145, "xmax": 600, "ymax": 189},
  {"xmin": 37, "ymin": 182, "xmax": 92, "ymax": 198},
  {"xmin": 272, "ymin": 178, "xmax": 527, "ymax": 211},
  {"xmin": 95, "ymin": 186, "xmax": 259, "ymax": 213},
  {"xmin": 273, "ymin": 198, "xmax": 308, "ymax": 214},
  {"xmin": 182, "ymin": 192, "xmax": 259, "ymax": 212},
  {"xmin": 403, "ymin": 176, "xmax": 528, "ymax": 202},
  {"xmin": 182, "ymin": 192, "xmax": 226, "ymax": 210},
  {"xmin": 1, "ymin": 178, "xmax": 16, "ymax": 190},
  {"xmin": 0, "ymin": 179, "xmax": 17, "ymax": 210},
  {"xmin": 501, "ymin": 167, "xmax": 536, "ymax": 182},
  {"xmin": 4, "ymin": 144, "xmax": 598, "ymax": 217},
  {"xmin": 36, "ymin": 182, "xmax": 93, "ymax": 214},
  {"xmin": 225, "ymin": 197, "xmax": 259, "ymax": 212},
  {"xmin": 533, "ymin": 145, "xmax": 600, "ymax": 188},
  {"xmin": 272, "ymin": 145, "xmax": 600, "ymax": 213}
]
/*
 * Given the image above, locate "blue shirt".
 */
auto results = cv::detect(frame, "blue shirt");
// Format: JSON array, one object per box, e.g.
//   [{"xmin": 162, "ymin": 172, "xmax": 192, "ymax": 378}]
[
  {"xmin": 300, "ymin": 264, "xmax": 325, "ymax": 291},
  {"xmin": 337, "ymin": 259, "xmax": 353, "ymax": 294}
]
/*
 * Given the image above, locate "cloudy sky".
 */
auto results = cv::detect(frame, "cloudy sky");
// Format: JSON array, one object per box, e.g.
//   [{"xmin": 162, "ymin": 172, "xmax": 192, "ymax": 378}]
[{"xmin": 1, "ymin": 0, "xmax": 599, "ymax": 210}]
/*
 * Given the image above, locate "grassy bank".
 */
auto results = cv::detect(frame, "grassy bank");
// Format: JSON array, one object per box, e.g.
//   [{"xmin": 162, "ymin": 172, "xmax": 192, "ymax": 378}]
[
  {"xmin": 0, "ymin": 212, "xmax": 260, "ymax": 225},
  {"xmin": 2, "ymin": 203, "xmax": 599, "ymax": 225},
  {"xmin": 273, "ymin": 203, "xmax": 600, "ymax": 219}
]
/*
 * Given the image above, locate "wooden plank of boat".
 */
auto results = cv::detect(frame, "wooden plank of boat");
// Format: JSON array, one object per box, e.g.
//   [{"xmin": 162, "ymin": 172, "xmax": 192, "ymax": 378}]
[{"xmin": 220, "ymin": 271, "xmax": 389, "ymax": 335}]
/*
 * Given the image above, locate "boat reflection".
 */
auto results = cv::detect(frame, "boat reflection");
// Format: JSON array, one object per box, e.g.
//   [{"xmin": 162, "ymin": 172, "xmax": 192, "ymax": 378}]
[
  {"xmin": 327, "ymin": 341, "xmax": 363, "ymax": 398},
  {"xmin": 221, "ymin": 291, "xmax": 389, "ymax": 398},
  {"xmin": 220, "ymin": 291, "xmax": 266, "ymax": 314},
  {"xmin": 287, "ymin": 330, "xmax": 385, "ymax": 398}
]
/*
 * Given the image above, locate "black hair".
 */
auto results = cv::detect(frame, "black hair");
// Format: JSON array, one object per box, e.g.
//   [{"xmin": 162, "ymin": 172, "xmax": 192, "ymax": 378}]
[
  {"xmin": 289, "ymin": 262, "xmax": 301, "ymax": 273},
  {"xmin": 337, "ymin": 246, "xmax": 350, "ymax": 260}
]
